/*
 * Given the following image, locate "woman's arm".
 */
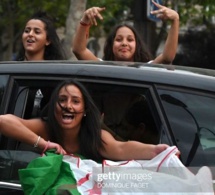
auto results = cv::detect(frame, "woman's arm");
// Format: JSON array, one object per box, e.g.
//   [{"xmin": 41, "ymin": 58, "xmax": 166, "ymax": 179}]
[
  {"xmin": 151, "ymin": 1, "xmax": 179, "ymax": 64},
  {"xmin": 0, "ymin": 114, "xmax": 66, "ymax": 154},
  {"xmin": 100, "ymin": 130, "xmax": 169, "ymax": 161},
  {"xmin": 72, "ymin": 7, "xmax": 105, "ymax": 60}
]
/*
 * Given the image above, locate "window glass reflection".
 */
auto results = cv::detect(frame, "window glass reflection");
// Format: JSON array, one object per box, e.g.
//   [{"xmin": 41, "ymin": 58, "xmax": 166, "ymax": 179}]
[{"xmin": 159, "ymin": 89, "xmax": 215, "ymax": 166}]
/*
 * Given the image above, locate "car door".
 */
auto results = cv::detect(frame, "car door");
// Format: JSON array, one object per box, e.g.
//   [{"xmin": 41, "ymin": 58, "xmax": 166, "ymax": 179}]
[
  {"xmin": 0, "ymin": 77, "xmax": 61, "ymax": 194},
  {"xmin": 0, "ymin": 75, "xmax": 174, "ymax": 193}
]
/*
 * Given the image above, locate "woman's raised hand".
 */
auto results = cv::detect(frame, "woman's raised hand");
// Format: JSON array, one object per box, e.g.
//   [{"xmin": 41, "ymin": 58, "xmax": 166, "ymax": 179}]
[
  {"xmin": 81, "ymin": 7, "xmax": 106, "ymax": 26},
  {"xmin": 151, "ymin": 1, "xmax": 179, "ymax": 21}
]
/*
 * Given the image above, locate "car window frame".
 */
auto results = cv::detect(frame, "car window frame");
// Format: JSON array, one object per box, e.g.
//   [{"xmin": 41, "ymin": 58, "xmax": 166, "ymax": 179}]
[{"xmin": 0, "ymin": 75, "xmax": 168, "ymax": 186}]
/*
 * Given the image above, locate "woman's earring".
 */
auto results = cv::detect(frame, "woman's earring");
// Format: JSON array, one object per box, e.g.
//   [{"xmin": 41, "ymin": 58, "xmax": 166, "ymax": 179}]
[{"xmin": 84, "ymin": 113, "xmax": 86, "ymax": 117}]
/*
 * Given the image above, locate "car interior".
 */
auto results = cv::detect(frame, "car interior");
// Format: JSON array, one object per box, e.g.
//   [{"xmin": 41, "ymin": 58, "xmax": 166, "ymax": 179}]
[{"xmin": 14, "ymin": 79, "xmax": 160, "ymax": 148}]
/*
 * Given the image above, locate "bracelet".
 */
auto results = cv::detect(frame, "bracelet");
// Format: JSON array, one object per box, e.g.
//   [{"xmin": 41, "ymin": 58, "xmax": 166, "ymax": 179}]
[
  {"xmin": 80, "ymin": 19, "xmax": 90, "ymax": 26},
  {"xmin": 33, "ymin": 136, "xmax": 41, "ymax": 148}
]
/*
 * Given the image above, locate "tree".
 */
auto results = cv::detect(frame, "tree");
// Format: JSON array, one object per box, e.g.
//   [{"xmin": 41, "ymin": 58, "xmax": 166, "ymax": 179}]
[
  {"xmin": 63, "ymin": 0, "xmax": 87, "ymax": 60},
  {"xmin": 177, "ymin": 0, "xmax": 215, "ymax": 28},
  {"xmin": 172, "ymin": 0, "xmax": 215, "ymax": 68}
]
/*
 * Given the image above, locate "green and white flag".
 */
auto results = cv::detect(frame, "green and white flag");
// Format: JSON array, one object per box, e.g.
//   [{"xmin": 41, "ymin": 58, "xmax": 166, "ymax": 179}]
[{"xmin": 19, "ymin": 147, "xmax": 214, "ymax": 195}]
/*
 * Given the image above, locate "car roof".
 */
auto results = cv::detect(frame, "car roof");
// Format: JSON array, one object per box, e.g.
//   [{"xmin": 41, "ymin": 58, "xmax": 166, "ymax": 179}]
[{"xmin": 0, "ymin": 60, "xmax": 215, "ymax": 92}]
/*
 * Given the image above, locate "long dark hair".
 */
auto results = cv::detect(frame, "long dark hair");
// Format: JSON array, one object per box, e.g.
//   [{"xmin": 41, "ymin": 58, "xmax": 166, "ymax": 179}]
[
  {"xmin": 16, "ymin": 11, "xmax": 66, "ymax": 61},
  {"xmin": 41, "ymin": 79, "xmax": 104, "ymax": 161},
  {"xmin": 103, "ymin": 24, "xmax": 152, "ymax": 62}
]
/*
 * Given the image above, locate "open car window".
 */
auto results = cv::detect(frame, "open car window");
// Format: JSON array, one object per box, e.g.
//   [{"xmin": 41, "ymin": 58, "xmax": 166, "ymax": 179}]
[
  {"xmin": 0, "ymin": 78, "xmax": 162, "ymax": 187},
  {"xmin": 85, "ymin": 82, "xmax": 161, "ymax": 144},
  {"xmin": 0, "ymin": 75, "xmax": 9, "ymax": 114}
]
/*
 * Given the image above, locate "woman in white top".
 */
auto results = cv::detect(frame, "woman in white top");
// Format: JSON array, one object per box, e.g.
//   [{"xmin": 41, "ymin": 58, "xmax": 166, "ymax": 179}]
[{"xmin": 73, "ymin": 1, "xmax": 179, "ymax": 64}]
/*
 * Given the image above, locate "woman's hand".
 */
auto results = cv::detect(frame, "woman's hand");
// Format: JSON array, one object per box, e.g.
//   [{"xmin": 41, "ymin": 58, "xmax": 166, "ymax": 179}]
[
  {"xmin": 154, "ymin": 144, "xmax": 169, "ymax": 156},
  {"xmin": 151, "ymin": 1, "xmax": 179, "ymax": 21},
  {"xmin": 155, "ymin": 144, "xmax": 181, "ymax": 158},
  {"xmin": 43, "ymin": 141, "xmax": 67, "ymax": 155},
  {"xmin": 81, "ymin": 7, "xmax": 106, "ymax": 26}
]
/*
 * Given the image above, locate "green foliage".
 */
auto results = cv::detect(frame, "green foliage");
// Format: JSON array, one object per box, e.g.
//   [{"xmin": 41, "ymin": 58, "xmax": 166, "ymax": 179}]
[
  {"xmin": 0, "ymin": 0, "xmax": 70, "ymax": 30},
  {"xmin": 177, "ymin": 0, "xmax": 215, "ymax": 27}
]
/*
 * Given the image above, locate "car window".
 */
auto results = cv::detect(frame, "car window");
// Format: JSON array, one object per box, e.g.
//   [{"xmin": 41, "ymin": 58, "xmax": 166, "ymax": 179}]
[
  {"xmin": 15, "ymin": 81, "xmax": 160, "ymax": 145},
  {"xmin": 0, "ymin": 75, "xmax": 9, "ymax": 113},
  {"xmin": 158, "ymin": 89, "xmax": 215, "ymax": 167},
  {"xmin": 0, "ymin": 78, "xmax": 162, "ymax": 185},
  {"xmin": 0, "ymin": 79, "xmax": 56, "ymax": 184},
  {"xmin": 85, "ymin": 82, "xmax": 160, "ymax": 144}
]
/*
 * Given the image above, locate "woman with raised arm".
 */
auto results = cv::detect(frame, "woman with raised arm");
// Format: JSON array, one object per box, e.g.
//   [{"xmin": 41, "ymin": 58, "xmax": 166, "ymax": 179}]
[
  {"xmin": 0, "ymin": 79, "xmax": 171, "ymax": 161},
  {"xmin": 73, "ymin": 1, "xmax": 179, "ymax": 64}
]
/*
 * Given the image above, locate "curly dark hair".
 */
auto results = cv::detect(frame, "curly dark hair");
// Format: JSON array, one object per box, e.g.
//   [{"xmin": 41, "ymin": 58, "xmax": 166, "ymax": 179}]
[{"xmin": 103, "ymin": 24, "xmax": 152, "ymax": 62}]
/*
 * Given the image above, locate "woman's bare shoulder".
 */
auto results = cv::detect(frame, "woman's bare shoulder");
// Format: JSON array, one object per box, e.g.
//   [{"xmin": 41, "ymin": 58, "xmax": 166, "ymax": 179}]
[
  {"xmin": 101, "ymin": 129, "xmax": 111, "ymax": 136},
  {"xmin": 20, "ymin": 118, "xmax": 49, "ymax": 137},
  {"xmin": 101, "ymin": 129, "xmax": 117, "ymax": 142}
]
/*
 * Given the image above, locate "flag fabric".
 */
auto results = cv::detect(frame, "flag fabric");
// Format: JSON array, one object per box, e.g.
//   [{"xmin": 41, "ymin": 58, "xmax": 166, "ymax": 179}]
[
  {"xmin": 18, "ymin": 147, "xmax": 214, "ymax": 195},
  {"xmin": 18, "ymin": 150, "xmax": 80, "ymax": 195}
]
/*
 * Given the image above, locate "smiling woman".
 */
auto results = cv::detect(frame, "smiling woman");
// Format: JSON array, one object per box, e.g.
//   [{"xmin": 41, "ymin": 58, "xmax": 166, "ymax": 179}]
[
  {"xmin": 0, "ymin": 79, "xmax": 170, "ymax": 162},
  {"xmin": 111, "ymin": 26, "xmax": 137, "ymax": 61},
  {"xmin": 16, "ymin": 11, "xmax": 66, "ymax": 61},
  {"xmin": 73, "ymin": 2, "xmax": 179, "ymax": 64},
  {"xmin": 54, "ymin": 84, "xmax": 86, "ymax": 135}
]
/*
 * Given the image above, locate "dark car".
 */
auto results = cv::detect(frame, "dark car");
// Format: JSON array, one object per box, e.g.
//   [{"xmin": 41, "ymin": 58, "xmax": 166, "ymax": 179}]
[{"xmin": 0, "ymin": 60, "xmax": 215, "ymax": 193}]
